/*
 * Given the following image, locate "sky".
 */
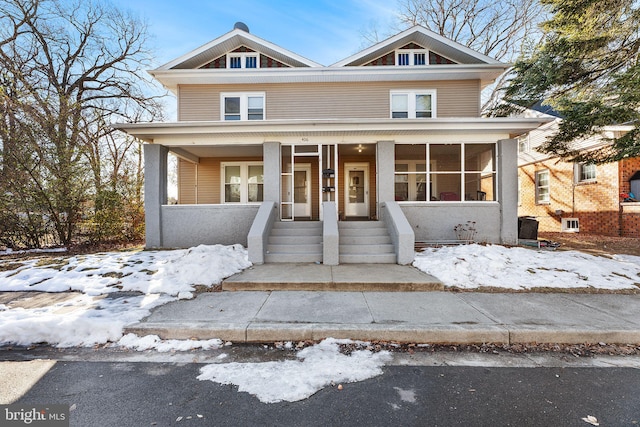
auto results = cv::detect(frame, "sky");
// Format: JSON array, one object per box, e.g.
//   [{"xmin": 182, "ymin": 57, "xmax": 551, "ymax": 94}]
[{"xmin": 109, "ymin": 0, "xmax": 401, "ymax": 68}]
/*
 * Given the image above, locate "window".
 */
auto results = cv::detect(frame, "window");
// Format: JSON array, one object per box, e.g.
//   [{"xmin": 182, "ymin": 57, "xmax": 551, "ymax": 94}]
[
  {"xmin": 562, "ymin": 218, "xmax": 579, "ymax": 232},
  {"xmin": 575, "ymin": 162, "xmax": 596, "ymax": 183},
  {"xmin": 394, "ymin": 143, "xmax": 496, "ymax": 202},
  {"xmin": 535, "ymin": 170, "xmax": 550, "ymax": 204},
  {"xmin": 391, "ymin": 90, "xmax": 436, "ymax": 118},
  {"xmin": 395, "ymin": 49, "xmax": 428, "ymax": 66},
  {"xmin": 222, "ymin": 162, "xmax": 263, "ymax": 203},
  {"xmin": 227, "ymin": 53, "xmax": 259, "ymax": 69},
  {"xmin": 518, "ymin": 134, "xmax": 530, "ymax": 154},
  {"xmin": 221, "ymin": 93, "xmax": 265, "ymax": 121}
]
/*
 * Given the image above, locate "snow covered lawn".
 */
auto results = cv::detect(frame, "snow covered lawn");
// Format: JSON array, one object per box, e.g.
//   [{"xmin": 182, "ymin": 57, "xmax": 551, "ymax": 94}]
[
  {"xmin": 414, "ymin": 244, "xmax": 640, "ymax": 291},
  {"xmin": 0, "ymin": 243, "xmax": 639, "ymax": 349},
  {"xmin": 0, "ymin": 244, "xmax": 251, "ymax": 347}
]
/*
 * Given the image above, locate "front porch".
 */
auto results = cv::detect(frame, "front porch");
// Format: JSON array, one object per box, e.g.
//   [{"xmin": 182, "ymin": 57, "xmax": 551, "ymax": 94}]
[{"xmin": 136, "ymin": 120, "xmax": 547, "ymax": 259}]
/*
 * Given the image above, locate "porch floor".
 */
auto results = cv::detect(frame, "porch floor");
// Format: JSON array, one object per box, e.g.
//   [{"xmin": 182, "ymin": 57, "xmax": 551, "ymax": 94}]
[{"xmin": 222, "ymin": 263, "xmax": 443, "ymax": 292}]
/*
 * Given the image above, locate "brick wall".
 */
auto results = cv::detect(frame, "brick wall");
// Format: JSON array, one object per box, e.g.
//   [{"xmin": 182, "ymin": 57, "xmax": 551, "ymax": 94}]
[
  {"xmin": 518, "ymin": 159, "xmax": 621, "ymax": 235},
  {"xmin": 619, "ymin": 158, "xmax": 640, "ymax": 237}
]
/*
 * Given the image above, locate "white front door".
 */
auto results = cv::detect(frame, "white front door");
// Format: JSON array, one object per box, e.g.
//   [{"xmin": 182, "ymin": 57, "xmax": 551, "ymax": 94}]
[
  {"xmin": 344, "ymin": 163, "xmax": 369, "ymax": 217},
  {"xmin": 294, "ymin": 165, "xmax": 311, "ymax": 217}
]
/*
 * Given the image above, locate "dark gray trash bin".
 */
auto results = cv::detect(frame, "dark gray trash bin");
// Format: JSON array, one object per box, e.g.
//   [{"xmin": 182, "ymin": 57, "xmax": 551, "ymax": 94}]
[{"xmin": 518, "ymin": 216, "xmax": 539, "ymax": 240}]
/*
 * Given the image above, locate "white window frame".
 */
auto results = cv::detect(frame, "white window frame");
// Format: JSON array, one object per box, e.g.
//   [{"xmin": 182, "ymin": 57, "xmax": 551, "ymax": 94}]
[
  {"xmin": 227, "ymin": 52, "xmax": 259, "ymax": 69},
  {"xmin": 220, "ymin": 92, "xmax": 265, "ymax": 121},
  {"xmin": 395, "ymin": 49, "xmax": 428, "ymax": 66},
  {"xmin": 562, "ymin": 218, "xmax": 580, "ymax": 232},
  {"xmin": 394, "ymin": 160, "xmax": 429, "ymax": 201},
  {"xmin": 221, "ymin": 162, "xmax": 264, "ymax": 204},
  {"xmin": 575, "ymin": 162, "xmax": 596, "ymax": 183},
  {"xmin": 394, "ymin": 142, "xmax": 497, "ymax": 202},
  {"xmin": 518, "ymin": 134, "xmax": 530, "ymax": 154},
  {"xmin": 535, "ymin": 169, "xmax": 550, "ymax": 204},
  {"xmin": 390, "ymin": 90, "xmax": 437, "ymax": 119}
]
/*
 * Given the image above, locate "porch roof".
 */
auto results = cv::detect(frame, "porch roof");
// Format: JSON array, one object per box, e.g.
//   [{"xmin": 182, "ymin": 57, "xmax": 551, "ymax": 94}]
[{"xmin": 114, "ymin": 117, "xmax": 552, "ymax": 143}]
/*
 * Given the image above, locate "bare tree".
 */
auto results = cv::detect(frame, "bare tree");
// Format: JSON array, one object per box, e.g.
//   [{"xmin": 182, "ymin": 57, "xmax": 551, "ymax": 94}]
[
  {"xmin": 0, "ymin": 0, "xmax": 163, "ymax": 247},
  {"xmin": 395, "ymin": 0, "xmax": 545, "ymax": 112}
]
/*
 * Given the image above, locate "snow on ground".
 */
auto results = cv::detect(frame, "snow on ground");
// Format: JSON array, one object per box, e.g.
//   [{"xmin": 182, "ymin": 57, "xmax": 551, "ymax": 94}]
[
  {"xmin": 414, "ymin": 244, "xmax": 640, "ymax": 290},
  {"xmin": 197, "ymin": 338, "xmax": 392, "ymax": 403},
  {"xmin": 0, "ymin": 244, "xmax": 250, "ymax": 296},
  {"xmin": 0, "ymin": 242, "xmax": 639, "ymax": 349},
  {"xmin": 117, "ymin": 333, "xmax": 224, "ymax": 352},
  {"xmin": 0, "ymin": 244, "xmax": 251, "ymax": 347}
]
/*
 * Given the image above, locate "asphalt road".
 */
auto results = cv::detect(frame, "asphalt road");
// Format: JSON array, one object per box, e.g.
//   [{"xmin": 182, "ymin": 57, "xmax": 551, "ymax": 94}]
[{"xmin": 9, "ymin": 357, "xmax": 640, "ymax": 427}]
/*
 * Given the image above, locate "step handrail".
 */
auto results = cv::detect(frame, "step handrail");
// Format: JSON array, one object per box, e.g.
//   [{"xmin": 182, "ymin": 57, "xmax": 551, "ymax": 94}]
[
  {"xmin": 381, "ymin": 201, "xmax": 415, "ymax": 265},
  {"xmin": 247, "ymin": 201, "xmax": 278, "ymax": 264},
  {"xmin": 322, "ymin": 201, "xmax": 339, "ymax": 265}
]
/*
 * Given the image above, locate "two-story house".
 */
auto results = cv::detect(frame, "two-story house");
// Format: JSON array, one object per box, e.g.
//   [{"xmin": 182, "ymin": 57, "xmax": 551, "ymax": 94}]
[{"xmin": 116, "ymin": 23, "xmax": 548, "ymax": 264}]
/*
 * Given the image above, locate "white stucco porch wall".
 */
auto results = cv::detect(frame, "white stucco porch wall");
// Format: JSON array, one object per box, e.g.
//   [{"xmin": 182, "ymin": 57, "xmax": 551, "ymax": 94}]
[
  {"xmin": 160, "ymin": 205, "xmax": 259, "ymax": 248},
  {"xmin": 401, "ymin": 203, "xmax": 501, "ymax": 243}
]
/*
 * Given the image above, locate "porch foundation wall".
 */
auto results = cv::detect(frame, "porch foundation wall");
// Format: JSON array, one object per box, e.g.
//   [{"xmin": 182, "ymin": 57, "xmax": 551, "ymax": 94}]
[
  {"xmin": 160, "ymin": 205, "xmax": 259, "ymax": 248},
  {"xmin": 400, "ymin": 204, "xmax": 501, "ymax": 243}
]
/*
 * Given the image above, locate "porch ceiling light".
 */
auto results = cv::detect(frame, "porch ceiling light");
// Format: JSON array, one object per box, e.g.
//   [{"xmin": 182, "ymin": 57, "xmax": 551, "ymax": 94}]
[{"xmin": 357, "ymin": 144, "xmax": 364, "ymax": 153}]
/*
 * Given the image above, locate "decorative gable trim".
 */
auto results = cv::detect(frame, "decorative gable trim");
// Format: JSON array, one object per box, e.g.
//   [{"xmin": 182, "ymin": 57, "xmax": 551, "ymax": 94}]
[
  {"xmin": 332, "ymin": 25, "xmax": 502, "ymax": 67},
  {"xmin": 156, "ymin": 28, "xmax": 321, "ymax": 70}
]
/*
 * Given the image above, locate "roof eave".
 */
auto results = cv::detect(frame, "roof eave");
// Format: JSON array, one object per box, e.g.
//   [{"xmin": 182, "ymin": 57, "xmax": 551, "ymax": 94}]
[
  {"xmin": 114, "ymin": 117, "xmax": 552, "ymax": 142},
  {"xmin": 332, "ymin": 25, "xmax": 504, "ymax": 67},
  {"xmin": 150, "ymin": 64, "xmax": 509, "ymax": 93},
  {"xmin": 157, "ymin": 28, "xmax": 322, "ymax": 71}
]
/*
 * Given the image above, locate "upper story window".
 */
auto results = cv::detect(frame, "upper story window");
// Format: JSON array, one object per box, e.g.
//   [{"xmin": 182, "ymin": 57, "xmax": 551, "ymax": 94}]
[
  {"xmin": 390, "ymin": 90, "xmax": 436, "ymax": 118},
  {"xmin": 535, "ymin": 169, "xmax": 550, "ymax": 204},
  {"xmin": 227, "ymin": 53, "xmax": 259, "ymax": 69},
  {"xmin": 396, "ymin": 49, "xmax": 427, "ymax": 66},
  {"xmin": 575, "ymin": 162, "xmax": 596, "ymax": 183},
  {"xmin": 221, "ymin": 93, "xmax": 265, "ymax": 121},
  {"xmin": 518, "ymin": 134, "xmax": 530, "ymax": 154}
]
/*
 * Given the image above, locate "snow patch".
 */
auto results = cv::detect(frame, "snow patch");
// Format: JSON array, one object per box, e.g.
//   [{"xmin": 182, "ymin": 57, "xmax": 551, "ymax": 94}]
[
  {"xmin": 413, "ymin": 244, "xmax": 640, "ymax": 290},
  {"xmin": 117, "ymin": 333, "xmax": 223, "ymax": 352},
  {"xmin": 197, "ymin": 338, "xmax": 392, "ymax": 403}
]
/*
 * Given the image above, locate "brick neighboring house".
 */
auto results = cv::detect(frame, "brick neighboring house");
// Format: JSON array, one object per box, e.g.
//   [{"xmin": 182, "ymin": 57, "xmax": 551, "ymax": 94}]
[
  {"xmin": 517, "ymin": 107, "xmax": 639, "ymax": 237},
  {"xmin": 115, "ymin": 24, "xmax": 549, "ymax": 264}
]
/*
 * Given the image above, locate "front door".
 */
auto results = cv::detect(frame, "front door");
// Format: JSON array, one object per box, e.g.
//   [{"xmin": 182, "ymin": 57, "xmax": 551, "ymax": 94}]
[
  {"xmin": 344, "ymin": 163, "xmax": 369, "ymax": 218},
  {"xmin": 294, "ymin": 164, "xmax": 311, "ymax": 217}
]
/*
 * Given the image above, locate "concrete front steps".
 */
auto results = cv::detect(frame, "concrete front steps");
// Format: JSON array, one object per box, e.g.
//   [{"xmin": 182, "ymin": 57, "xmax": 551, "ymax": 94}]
[
  {"xmin": 339, "ymin": 221, "xmax": 396, "ymax": 264},
  {"xmin": 265, "ymin": 221, "xmax": 323, "ymax": 263},
  {"xmin": 222, "ymin": 263, "xmax": 444, "ymax": 292}
]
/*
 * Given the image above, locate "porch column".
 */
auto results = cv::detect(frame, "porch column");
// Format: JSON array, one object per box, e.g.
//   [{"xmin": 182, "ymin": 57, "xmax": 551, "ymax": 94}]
[
  {"xmin": 376, "ymin": 140, "xmax": 395, "ymax": 207},
  {"xmin": 144, "ymin": 144, "xmax": 168, "ymax": 249},
  {"xmin": 498, "ymin": 138, "xmax": 518, "ymax": 245},
  {"xmin": 263, "ymin": 141, "xmax": 280, "ymax": 204}
]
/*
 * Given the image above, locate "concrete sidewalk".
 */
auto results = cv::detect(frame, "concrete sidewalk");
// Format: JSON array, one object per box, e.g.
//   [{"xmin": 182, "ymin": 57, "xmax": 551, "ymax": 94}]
[{"xmin": 126, "ymin": 291, "xmax": 640, "ymax": 345}]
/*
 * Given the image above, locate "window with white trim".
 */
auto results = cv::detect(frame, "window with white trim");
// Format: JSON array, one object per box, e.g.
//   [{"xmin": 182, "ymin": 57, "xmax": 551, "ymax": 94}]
[
  {"xmin": 227, "ymin": 53, "xmax": 259, "ymax": 69},
  {"xmin": 394, "ymin": 143, "xmax": 496, "ymax": 202},
  {"xmin": 518, "ymin": 134, "xmax": 530, "ymax": 153},
  {"xmin": 221, "ymin": 93, "xmax": 265, "ymax": 121},
  {"xmin": 222, "ymin": 162, "xmax": 264, "ymax": 203},
  {"xmin": 396, "ymin": 49, "xmax": 428, "ymax": 66},
  {"xmin": 575, "ymin": 162, "xmax": 596, "ymax": 183},
  {"xmin": 562, "ymin": 218, "xmax": 579, "ymax": 232},
  {"xmin": 391, "ymin": 90, "xmax": 436, "ymax": 118},
  {"xmin": 535, "ymin": 169, "xmax": 550, "ymax": 204}
]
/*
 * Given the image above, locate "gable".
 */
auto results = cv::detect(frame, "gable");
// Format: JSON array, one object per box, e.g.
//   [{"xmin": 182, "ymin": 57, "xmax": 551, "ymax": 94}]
[
  {"xmin": 363, "ymin": 42, "xmax": 457, "ymax": 66},
  {"xmin": 157, "ymin": 27, "xmax": 321, "ymax": 70},
  {"xmin": 333, "ymin": 25, "xmax": 502, "ymax": 67},
  {"xmin": 199, "ymin": 46, "xmax": 291, "ymax": 69}
]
